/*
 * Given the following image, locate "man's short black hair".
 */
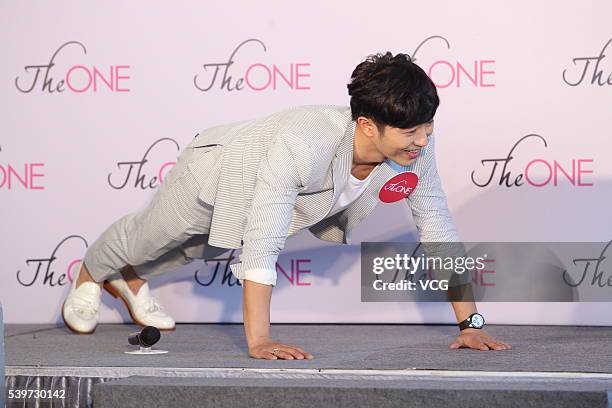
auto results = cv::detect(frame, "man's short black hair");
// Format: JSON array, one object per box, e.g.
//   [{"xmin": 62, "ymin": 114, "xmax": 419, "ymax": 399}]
[{"xmin": 347, "ymin": 52, "xmax": 439, "ymax": 134}]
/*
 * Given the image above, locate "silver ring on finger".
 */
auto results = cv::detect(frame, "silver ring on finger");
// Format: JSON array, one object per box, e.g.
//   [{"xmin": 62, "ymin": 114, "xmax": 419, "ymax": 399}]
[{"xmin": 271, "ymin": 348, "xmax": 280, "ymax": 355}]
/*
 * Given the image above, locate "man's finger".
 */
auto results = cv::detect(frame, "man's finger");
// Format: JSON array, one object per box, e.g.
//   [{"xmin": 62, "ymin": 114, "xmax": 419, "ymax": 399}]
[
  {"xmin": 287, "ymin": 348, "xmax": 306, "ymax": 359},
  {"xmin": 449, "ymin": 337, "xmax": 464, "ymax": 349},
  {"xmin": 274, "ymin": 349, "xmax": 295, "ymax": 360},
  {"xmin": 287, "ymin": 344, "xmax": 308, "ymax": 355},
  {"xmin": 280, "ymin": 346, "xmax": 304, "ymax": 359},
  {"xmin": 282, "ymin": 343, "xmax": 314, "ymax": 359},
  {"xmin": 488, "ymin": 339, "xmax": 510, "ymax": 350},
  {"xmin": 266, "ymin": 352, "xmax": 278, "ymax": 360},
  {"xmin": 257, "ymin": 351, "xmax": 277, "ymax": 360},
  {"xmin": 287, "ymin": 345, "xmax": 312, "ymax": 358}
]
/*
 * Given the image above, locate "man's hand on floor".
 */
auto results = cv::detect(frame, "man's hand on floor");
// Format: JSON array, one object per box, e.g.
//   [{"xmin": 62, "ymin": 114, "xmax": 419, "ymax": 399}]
[
  {"xmin": 248, "ymin": 337, "xmax": 314, "ymax": 360},
  {"xmin": 449, "ymin": 328, "xmax": 512, "ymax": 351}
]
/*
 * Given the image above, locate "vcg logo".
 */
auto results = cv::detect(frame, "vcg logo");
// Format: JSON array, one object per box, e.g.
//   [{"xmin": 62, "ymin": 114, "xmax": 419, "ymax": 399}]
[
  {"xmin": 107, "ymin": 138, "xmax": 179, "ymax": 190},
  {"xmin": 193, "ymin": 38, "xmax": 311, "ymax": 92},
  {"xmin": 470, "ymin": 134, "xmax": 594, "ymax": 188},
  {"xmin": 15, "ymin": 41, "xmax": 131, "ymax": 94},
  {"xmin": 563, "ymin": 38, "xmax": 612, "ymax": 87},
  {"xmin": 17, "ymin": 235, "xmax": 88, "ymax": 287},
  {"xmin": 411, "ymin": 35, "xmax": 496, "ymax": 88},
  {"xmin": 0, "ymin": 145, "xmax": 46, "ymax": 191}
]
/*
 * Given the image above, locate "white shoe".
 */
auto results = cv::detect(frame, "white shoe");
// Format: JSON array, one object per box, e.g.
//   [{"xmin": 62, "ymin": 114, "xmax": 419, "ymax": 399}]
[
  {"xmin": 103, "ymin": 277, "xmax": 175, "ymax": 331},
  {"xmin": 62, "ymin": 263, "xmax": 101, "ymax": 334}
]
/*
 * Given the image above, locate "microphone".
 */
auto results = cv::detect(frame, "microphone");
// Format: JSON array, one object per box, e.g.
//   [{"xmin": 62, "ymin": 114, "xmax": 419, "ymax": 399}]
[{"xmin": 128, "ymin": 326, "xmax": 161, "ymax": 348}]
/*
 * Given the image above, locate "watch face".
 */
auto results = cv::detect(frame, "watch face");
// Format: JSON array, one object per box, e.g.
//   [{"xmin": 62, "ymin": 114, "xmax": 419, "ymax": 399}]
[{"xmin": 470, "ymin": 314, "xmax": 484, "ymax": 328}]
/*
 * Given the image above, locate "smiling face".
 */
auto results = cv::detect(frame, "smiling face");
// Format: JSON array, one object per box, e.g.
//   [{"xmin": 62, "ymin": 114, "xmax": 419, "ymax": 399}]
[{"xmin": 354, "ymin": 116, "xmax": 434, "ymax": 167}]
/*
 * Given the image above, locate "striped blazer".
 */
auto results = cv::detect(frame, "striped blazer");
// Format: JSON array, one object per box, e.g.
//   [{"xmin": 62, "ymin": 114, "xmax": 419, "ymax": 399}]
[{"xmin": 184, "ymin": 105, "xmax": 460, "ymax": 286}]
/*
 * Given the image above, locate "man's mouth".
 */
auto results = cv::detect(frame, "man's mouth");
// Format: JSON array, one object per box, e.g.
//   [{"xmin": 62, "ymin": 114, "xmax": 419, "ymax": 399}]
[{"xmin": 402, "ymin": 148, "xmax": 420, "ymax": 158}]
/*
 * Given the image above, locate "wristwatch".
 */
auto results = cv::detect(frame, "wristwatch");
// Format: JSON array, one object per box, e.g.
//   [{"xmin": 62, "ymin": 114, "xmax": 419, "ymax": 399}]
[{"xmin": 458, "ymin": 312, "xmax": 485, "ymax": 331}]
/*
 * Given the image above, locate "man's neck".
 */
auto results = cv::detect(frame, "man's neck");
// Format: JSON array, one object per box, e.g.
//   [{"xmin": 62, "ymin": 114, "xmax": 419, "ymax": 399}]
[{"xmin": 352, "ymin": 125, "xmax": 384, "ymax": 166}]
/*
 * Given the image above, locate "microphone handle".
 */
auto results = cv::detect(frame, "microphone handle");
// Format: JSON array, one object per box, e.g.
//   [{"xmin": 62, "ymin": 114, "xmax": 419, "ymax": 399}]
[{"xmin": 128, "ymin": 332, "xmax": 141, "ymax": 346}]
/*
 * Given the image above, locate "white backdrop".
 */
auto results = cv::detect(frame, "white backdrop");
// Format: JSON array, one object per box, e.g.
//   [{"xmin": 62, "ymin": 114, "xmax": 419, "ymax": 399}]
[{"xmin": 1, "ymin": 1, "xmax": 611, "ymax": 325}]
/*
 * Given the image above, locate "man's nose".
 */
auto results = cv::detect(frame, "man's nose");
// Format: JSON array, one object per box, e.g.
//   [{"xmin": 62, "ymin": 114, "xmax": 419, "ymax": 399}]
[{"xmin": 414, "ymin": 128, "xmax": 429, "ymax": 147}]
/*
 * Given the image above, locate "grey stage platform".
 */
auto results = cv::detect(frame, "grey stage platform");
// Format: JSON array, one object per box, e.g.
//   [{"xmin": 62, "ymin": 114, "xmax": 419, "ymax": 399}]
[{"xmin": 4, "ymin": 323, "xmax": 612, "ymax": 407}]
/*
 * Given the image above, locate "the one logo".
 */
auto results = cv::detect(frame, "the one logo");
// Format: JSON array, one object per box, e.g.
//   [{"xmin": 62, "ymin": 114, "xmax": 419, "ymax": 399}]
[
  {"xmin": 411, "ymin": 35, "xmax": 496, "ymax": 88},
  {"xmin": 0, "ymin": 145, "xmax": 46, "ymax": 190},
  {"xmin": 193, "ymin": 38, "xmax": 311, "ymax": 92},
  {"xmin": 17, "ymin": 235, "xmax": 88, "ymax": 287},
  {"xmin": 379, "ymin": 172, "xmax": 419, "ymax": 203},
  {"xmin": 15, "ymin": 41, "xmax": 131, "ymax": 94},
  {"xmin": 107, "ymin": 138, "xmax": 179, "ymax": 190},
  {"xmin": 470, "ymin": 134, "xmax": 594, "ymax": 188},
  {"xmin": 562, "ymin": 37, "xmax": 612, "ymax": 87}
]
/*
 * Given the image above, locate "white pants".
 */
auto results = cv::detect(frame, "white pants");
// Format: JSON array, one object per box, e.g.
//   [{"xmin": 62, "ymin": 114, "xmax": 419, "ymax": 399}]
[{"xmin": 83, "ymin": 145, "xmax": 229, "ymax": 282}]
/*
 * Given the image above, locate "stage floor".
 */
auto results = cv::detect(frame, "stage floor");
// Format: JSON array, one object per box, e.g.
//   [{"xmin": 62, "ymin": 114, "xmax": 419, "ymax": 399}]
[
  {"xmin": 5, "ymin": 323, "xmax": 612, "ymax": 407},
  {"xmin": 5, "ymin": 323, "xmax": 612, "ymax": 371}
]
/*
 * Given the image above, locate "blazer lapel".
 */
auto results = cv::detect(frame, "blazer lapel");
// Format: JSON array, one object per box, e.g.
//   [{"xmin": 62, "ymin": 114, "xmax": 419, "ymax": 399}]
[
  {"xmin": 289, "ymin": 118, "xmax": 355, "ymax": 235},
  {"xmin": 322, "ymin": 118, "xmax": 355, "ymax": 218}
]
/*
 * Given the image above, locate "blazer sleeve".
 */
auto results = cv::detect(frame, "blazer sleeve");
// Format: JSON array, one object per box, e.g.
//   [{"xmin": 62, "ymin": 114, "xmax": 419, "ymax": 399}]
[
  {"xmin": 231, "ymin": 133, "xmax": 313, "ymax": 287},
  {"xmin": 406, "ymin": 132, "xmax": 460, "ymax": 242},
  {"xmin": 406, "ymin": 133, "xmax": 471, "ymax": 287}
]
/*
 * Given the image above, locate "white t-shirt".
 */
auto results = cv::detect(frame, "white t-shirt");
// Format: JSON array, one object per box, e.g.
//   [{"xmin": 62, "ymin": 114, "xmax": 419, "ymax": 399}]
[{"xmin": 328, "ymin": 164, "xmax": 381, "ymax": 216}]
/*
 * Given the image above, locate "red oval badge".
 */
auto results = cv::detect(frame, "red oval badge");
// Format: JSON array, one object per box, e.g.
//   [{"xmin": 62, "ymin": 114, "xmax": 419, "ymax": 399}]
[{"xmin": 378, "ymin": 172, "xmax": 419, "ymax": 203}]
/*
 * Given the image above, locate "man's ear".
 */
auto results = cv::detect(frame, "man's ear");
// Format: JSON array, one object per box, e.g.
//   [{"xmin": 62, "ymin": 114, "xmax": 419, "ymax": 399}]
[{"xmin": 357, "ymin": 117, "xmax": 380, "ymax": 138}]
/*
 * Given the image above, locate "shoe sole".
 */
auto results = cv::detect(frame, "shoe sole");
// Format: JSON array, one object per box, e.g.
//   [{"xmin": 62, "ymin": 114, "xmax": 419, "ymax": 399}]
[
  {"xmin": 103, "ymin": 281, "xmax": 176, "ymax": 332},
  {"xmin": 61, "ymin": 301, "xmax": 96, "ymax": 335}
]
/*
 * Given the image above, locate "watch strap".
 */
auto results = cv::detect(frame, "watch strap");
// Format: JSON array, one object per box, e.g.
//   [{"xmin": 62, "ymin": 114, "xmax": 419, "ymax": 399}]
[{"xmin": 458, "ymin": 319, "xmax": 473, "ymax": 331}]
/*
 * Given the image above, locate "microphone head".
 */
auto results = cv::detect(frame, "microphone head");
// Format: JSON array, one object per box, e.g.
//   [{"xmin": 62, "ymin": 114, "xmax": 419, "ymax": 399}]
[{"xmin": 140, "ymin": 326, "xmax": 161, "ymax": 347}]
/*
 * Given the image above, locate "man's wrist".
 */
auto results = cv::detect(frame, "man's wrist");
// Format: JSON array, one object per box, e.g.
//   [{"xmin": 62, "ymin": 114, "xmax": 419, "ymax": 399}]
[
  {"xmin": 247, "ymin": 335, "xmax": 272, "ymax": 349},
  {"xmin": 457, "ymin": 312, "xmax": 485, "ymax": 331},
  {"xmin": 460, "ymin": 327, "xmax": 482, "ymax": 334}
]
